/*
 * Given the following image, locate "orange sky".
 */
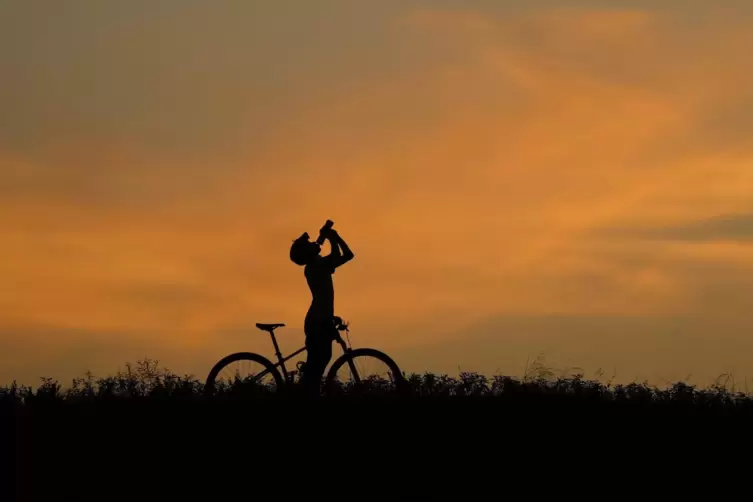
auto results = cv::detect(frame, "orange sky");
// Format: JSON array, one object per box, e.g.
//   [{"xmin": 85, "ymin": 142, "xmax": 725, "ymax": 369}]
[{"xmin": 2, "ymin": 1, "xmax": 753, "ymax": 387}]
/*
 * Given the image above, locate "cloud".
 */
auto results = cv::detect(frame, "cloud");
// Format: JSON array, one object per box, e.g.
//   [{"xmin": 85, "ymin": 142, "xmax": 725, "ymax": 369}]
[
  {"xmin": 395, "ymin": 311, "xmax": 753, "ymax": 386},
  {"xmin": 0, "ymin": 324, "xmax": 165, "ymax": 386},
  {"xmin": 603, "ymin": 213, "xmax": 753, "ymax": 242},
  {"xmin": 0, "ymin": 320, "xmax": 297, "ymax": 387},
  {"xmin": 2, "ymin": 2, "xmax": 753, "ymax": 385}
]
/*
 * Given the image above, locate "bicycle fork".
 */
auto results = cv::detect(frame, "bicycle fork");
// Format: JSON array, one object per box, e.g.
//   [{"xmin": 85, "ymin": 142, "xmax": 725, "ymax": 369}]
[{"xmin": 335, "ymin": 334, "xmax": 362, "ymax": 383}]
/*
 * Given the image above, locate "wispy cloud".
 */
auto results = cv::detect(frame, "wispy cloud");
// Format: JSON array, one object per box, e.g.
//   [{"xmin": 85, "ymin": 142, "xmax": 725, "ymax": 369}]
[
  {"xmin": 2, "ymin": 2, "xmax": 753, "ymax": 385},
  {"xmin": 603, "ymin": 213, "xmax": 753, "ymax": 242}
]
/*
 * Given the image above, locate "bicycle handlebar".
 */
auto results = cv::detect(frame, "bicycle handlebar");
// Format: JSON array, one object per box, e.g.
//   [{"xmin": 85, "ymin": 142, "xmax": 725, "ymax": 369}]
[{"xmin": 333, "ymin": 316, "xmax": 349, "ymax": 331}]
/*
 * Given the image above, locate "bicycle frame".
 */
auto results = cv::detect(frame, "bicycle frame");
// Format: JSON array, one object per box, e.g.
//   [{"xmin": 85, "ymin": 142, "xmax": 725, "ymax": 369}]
[
  {"xmin": 205, "ymin": 317, "xmax": 404, "ymax": 394},
  {"xmin": 259, "ymin": 326, "xmax": 352, "ymax": 384}
]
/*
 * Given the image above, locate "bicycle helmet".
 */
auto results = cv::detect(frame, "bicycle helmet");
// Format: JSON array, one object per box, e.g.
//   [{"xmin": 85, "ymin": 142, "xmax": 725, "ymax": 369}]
[{"xmin": 290, "ymin": 232, "xmax": 320, "ymax": 266}]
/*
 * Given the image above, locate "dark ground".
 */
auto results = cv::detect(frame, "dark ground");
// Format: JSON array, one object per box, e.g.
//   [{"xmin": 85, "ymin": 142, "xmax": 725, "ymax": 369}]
[{"xmin": 2, "ymin": 360, "xmax": 750, "ymax": 499}]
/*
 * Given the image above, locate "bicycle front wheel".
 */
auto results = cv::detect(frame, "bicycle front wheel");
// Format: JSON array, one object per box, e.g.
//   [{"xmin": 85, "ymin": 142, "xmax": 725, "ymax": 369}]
[
  {"xmin": 204, "ymin": 352, "xmax": 284, "ymax": 395},
  {"xmin": 324, "ymin": 348, "xmax": 404, "ymax": 395}
]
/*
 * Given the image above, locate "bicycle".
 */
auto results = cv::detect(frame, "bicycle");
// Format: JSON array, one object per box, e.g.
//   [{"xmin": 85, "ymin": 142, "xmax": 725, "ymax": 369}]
[{"xmin": 204, "ymin": 316, "xmax": 405, "ymax": 395}]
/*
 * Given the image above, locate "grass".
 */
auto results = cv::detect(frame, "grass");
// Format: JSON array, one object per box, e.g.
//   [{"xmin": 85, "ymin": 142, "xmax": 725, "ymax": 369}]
[
  {"xmin": 4, "ymin": 356, "xmax": 746, "ymax": 498},
  {"xmin": 2, "ymin": 356, "xmax": 752, "ymax": 413}
]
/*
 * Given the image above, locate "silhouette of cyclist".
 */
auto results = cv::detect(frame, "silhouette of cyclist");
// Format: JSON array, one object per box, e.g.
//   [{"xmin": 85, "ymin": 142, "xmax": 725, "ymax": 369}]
[{"xmin": 289, "ymin": 226, "xmax": 354, "ymax": 394}]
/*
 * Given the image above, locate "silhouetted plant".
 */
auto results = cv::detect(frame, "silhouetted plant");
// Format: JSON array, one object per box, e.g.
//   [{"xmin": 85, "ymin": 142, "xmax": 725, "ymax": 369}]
[{"xmin": 2, "ymin": 358, "xmax": 753, "ymax": 417}]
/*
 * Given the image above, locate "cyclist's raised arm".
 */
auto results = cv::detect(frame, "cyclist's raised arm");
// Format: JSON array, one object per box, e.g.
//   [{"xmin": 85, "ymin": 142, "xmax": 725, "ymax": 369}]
[
  {"xmin": 326, "ymin": 234, "xmax": 342, "ymax": 259},
  {"xmin": 322, "ymin": 230, "xmax": 354, "ymax": 270}
]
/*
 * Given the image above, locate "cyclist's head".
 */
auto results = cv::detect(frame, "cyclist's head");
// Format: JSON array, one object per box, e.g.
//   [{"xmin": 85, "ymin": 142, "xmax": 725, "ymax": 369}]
[{"xmin": 290, "ymin": 232, "xmax": 320, "ymax": 266}]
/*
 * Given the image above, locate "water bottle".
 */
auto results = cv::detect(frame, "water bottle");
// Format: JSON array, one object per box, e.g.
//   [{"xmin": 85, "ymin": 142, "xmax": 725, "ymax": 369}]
[{"xmin": 316, "ymin": 219, "xmax": 334, "ymax": 245}]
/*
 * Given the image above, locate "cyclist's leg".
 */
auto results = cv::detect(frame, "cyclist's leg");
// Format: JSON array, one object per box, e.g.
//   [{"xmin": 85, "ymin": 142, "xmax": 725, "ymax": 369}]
[{"xmin": 300, "ymin": 330, "xmax": 333, "ymax": 394}]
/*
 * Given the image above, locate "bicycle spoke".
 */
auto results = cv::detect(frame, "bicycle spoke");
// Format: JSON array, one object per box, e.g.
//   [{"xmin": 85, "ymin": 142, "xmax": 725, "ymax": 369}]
[
  {"xmin": 331, "ymin": 354, "xmax": 395, "ymax": 391},
  {"xmin": 215, "ymin": 359, "xmax": 277, "ymax": 390}
]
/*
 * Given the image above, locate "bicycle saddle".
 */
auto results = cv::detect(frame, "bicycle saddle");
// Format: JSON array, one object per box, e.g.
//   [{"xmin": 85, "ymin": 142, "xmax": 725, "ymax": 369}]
[{"xmin": 256, "ymin": 323, "xmax": 285, "ymax": 332}]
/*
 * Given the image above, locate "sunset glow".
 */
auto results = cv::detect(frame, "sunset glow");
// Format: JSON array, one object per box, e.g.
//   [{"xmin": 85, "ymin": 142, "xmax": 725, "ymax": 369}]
[{"xmin": 2, "ymin": 1, "xmax": 753, "ymax": 386}]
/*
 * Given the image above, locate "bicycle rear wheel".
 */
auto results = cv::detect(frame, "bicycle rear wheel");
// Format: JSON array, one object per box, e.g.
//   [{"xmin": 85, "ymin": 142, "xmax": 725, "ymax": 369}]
[
  {"xmin": 324, "ymin": 348, "xmax": 404, "ymax": 396},
  {"xmin": 204, "ymin": 352, "xmax": 284, "ymax": 395}
]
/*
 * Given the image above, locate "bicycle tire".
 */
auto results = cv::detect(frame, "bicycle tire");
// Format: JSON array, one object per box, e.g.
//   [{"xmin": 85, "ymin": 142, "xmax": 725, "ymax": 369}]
[
  {"xmin": 204, "ymin": 352, "xmax": 284, "ymax": 394},
  {"xmin": 324, "ymin": 348, "xmax": 405, "ymax": 395}
]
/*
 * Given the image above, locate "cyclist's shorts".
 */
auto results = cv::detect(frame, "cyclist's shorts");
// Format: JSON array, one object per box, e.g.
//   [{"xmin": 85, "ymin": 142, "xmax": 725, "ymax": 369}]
[{"xmin": 304, "ymin": 315, "xmax": 338, "ymax": 341}]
